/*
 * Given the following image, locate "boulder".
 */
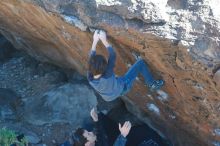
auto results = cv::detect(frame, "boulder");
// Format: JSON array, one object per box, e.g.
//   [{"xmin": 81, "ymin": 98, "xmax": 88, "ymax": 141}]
[
  {"xmin": 24, "ymin": 83, "xmax": 97, "ymax": 127},
  {"xmin": 0, "ymin": 0, "xmax": 220, "ymax": 145}
]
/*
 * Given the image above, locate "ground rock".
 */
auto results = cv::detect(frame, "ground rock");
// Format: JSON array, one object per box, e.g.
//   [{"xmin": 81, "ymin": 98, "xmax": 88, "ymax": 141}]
[
  {"xmin": 0, "ymin": 88, "xmax": 21, "ymax": 121},
  {"xmin": 24, "ymin": 83, "xmax": 97, "ymax": 126},
  {"xmin": 0, "ymin": 34, "xmax": 15, "ymax": 62},
  {"xmin": 25, "ymin": 134, "xmax": 41, "ymax": 144}
]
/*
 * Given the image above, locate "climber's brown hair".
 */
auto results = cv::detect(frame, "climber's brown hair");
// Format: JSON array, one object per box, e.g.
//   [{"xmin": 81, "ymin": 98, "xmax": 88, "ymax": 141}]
[{"xmin": 88, "ymin": 55, "xmax": 107, "ymax": 76}]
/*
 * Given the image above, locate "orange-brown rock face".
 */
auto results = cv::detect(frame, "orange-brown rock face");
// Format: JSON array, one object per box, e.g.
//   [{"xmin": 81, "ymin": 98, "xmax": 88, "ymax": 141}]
[{"xmin": 0, "ymin": 0, "xmax": 220, "ymax": 146}]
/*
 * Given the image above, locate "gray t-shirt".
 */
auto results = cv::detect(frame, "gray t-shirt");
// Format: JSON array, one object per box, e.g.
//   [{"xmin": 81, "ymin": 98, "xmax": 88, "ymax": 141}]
[{"xmin": 87, "ymin": 46, "xmax": 124, "ymax": 101}]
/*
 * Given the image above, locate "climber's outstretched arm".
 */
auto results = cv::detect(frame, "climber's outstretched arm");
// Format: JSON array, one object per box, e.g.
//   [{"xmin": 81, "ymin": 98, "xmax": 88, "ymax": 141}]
[
  {"xmin": 98, "ymin": 30, "xmax": 111, "ymax": 48},
  {"xmin": 99, "ymin": 30, "xmax": 116, "ymax": 76},
  {"xmin": 89, "ymin": 30, "xmax": 100, "ymax": 57}
]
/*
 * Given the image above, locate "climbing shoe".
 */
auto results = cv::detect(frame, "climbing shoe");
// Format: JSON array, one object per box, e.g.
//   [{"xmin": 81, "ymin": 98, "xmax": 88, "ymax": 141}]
[{"xmin": 149, "ymin": 79, "xmax": 165, "ymax": 91}]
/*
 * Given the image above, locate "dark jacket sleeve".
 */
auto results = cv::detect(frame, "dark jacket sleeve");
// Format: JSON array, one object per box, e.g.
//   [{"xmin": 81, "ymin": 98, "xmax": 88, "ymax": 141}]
[
  {"xmin": 87, "ymin": 72, "xmax": 93, "ymax": 81},
  {"xmin": 87, "ymin": 50, "xmax": 96, "ymax": 81},
  {"xmin": 104, "ymin": 46, "xmax": 116, "ymax": 77},
  {"xmin": 89, "ymin": 50, "xmax": 96, "ymax": 58},
  {"xmin": 113, "ymin": 135, "xmax": 127, "ymax": 146},
  {"xmin": 94, "ymin": 114, "xmax": 109, "ymax": 146}
]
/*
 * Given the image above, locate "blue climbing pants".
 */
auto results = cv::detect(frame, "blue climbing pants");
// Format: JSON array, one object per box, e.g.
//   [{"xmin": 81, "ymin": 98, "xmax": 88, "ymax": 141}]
[{"xmin": 119, "ymin": 59, "xmax": 154, "ymax": 95}]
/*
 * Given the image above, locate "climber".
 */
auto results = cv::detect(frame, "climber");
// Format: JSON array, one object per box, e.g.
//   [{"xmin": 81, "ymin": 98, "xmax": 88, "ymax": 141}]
[{"xmin": 87, "ymin": 30, "xmax": 164, "ymax": 101}]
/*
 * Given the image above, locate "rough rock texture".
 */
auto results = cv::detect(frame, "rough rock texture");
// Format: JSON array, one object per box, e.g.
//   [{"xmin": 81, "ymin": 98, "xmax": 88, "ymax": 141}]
[
  {"xmin": 0, "ymin": 37, "xmax": 144, "ymax": 145},
  {"xmin": 24, "ymin": 83, "xmax": 97, "ymax": 126},
  {"xmin": 214, "ymin": 69, "xmax": 220, "ymax": 86},
  {"xmin": 0, "ymin": 0, "xmax": 220, "ymax": 145},
  {"xmin": 0, "ymin": 88, "xmax": 21, "ymax": 121},
  {"xmin": 0, "ymin": 34, "xmax": 15, "ymax": 62},
  {"xmin": 0, "ymin": 43, "xmax": 98, "ymax": 145}
]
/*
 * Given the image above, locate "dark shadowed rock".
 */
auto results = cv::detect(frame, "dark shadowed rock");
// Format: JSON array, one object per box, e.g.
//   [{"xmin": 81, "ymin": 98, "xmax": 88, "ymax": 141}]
[
  {"xmin": 0, "ymin": 34, "xmax": 16, "ymax": 62},
  {"xmin": 214, "ymin": 68, "xmax": 220, "ymax": 87},
  {"xmin": 0, "ymin": 88, "xmax": 22, "ymax": 120}
]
